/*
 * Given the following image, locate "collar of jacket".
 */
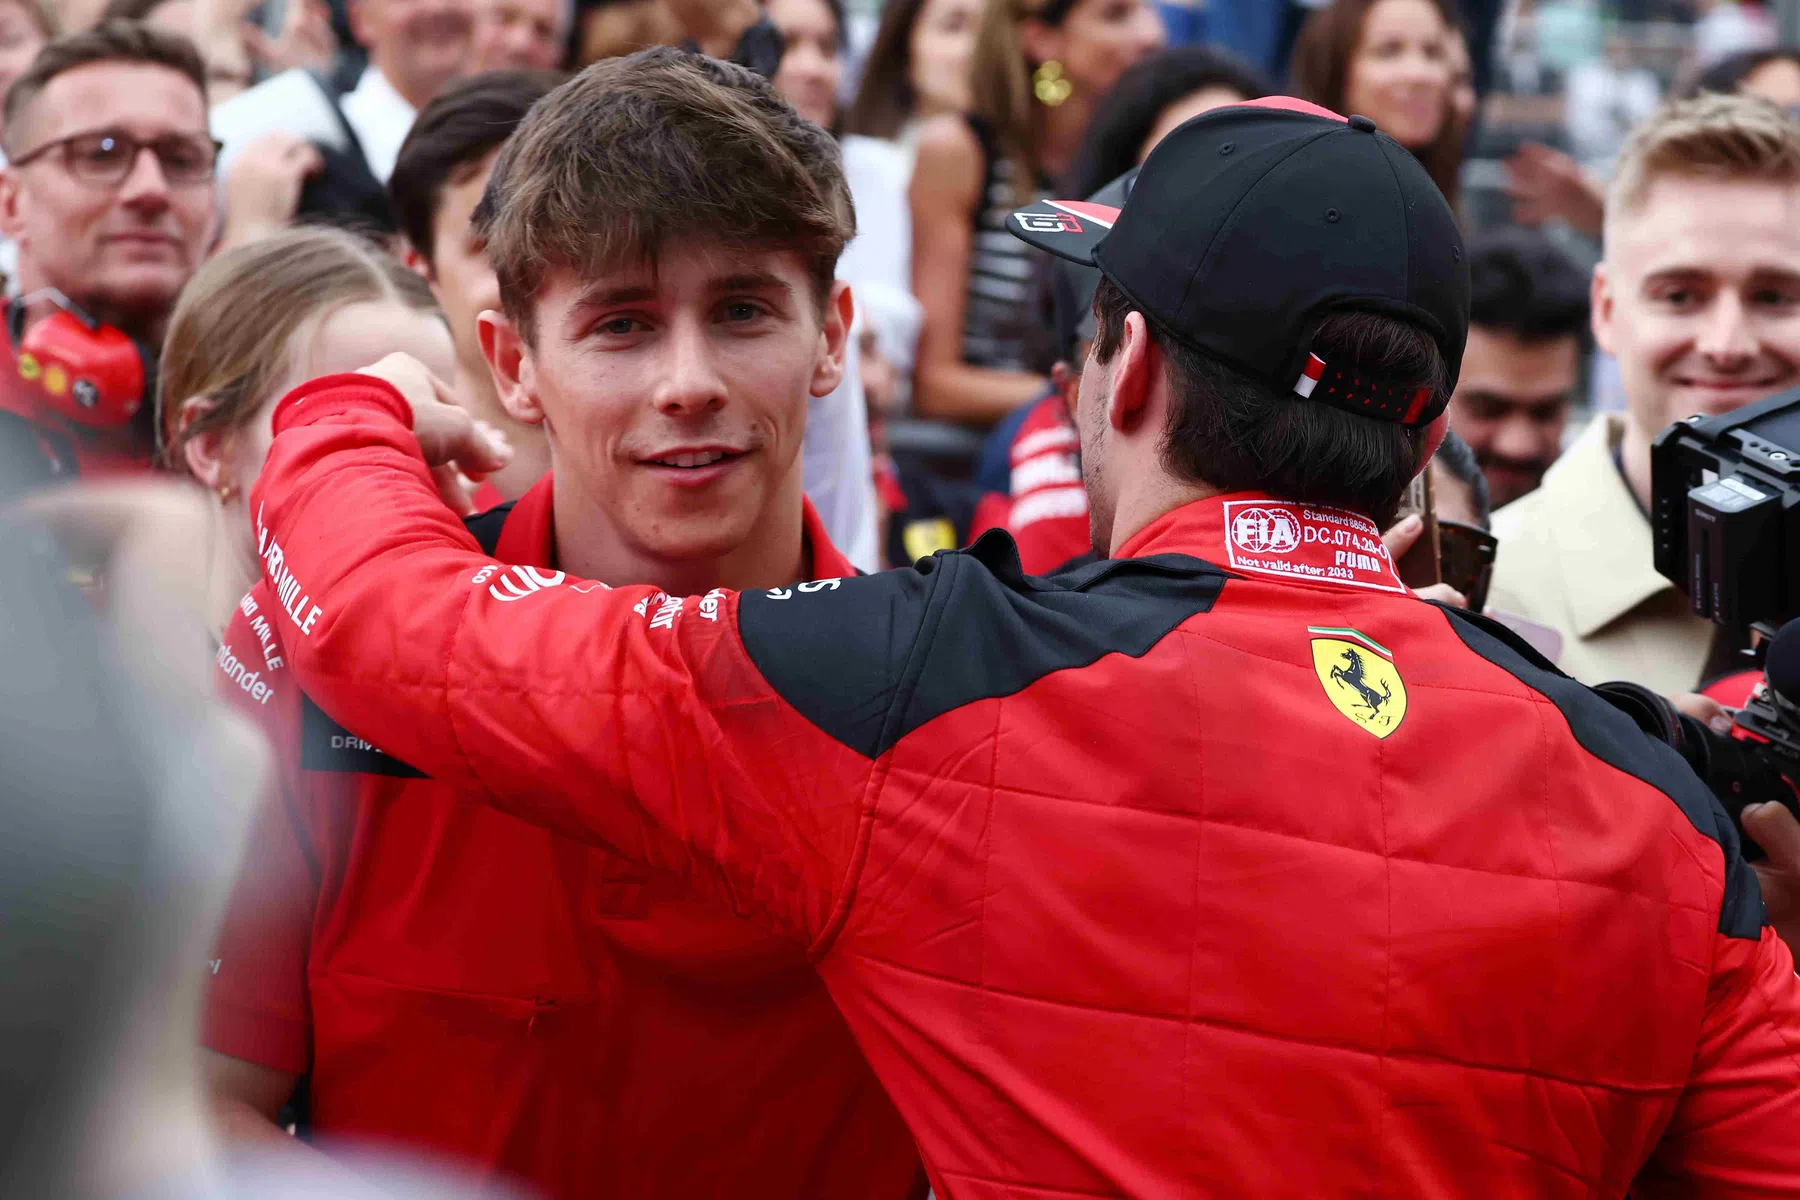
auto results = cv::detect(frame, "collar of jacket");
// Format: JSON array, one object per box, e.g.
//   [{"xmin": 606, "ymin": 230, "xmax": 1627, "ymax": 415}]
[
  {"xmin": 497, "ymin": 473, "xmax": 859, "ymax": 582},
  {"xmin": 1524, "ymin": 413, "xmax": 1672, "ymax": 639},
  {"xmin": 1116, "ymin": 490, "xmax": 1407, "ymax": 594}
]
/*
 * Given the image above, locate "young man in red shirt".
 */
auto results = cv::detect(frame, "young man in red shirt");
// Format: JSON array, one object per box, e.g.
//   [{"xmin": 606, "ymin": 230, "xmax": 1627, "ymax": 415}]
[
  {"xmin": 201, "ymin": 52, "xmax": 922, "ymax": 1198},
  {"xmin": 247, "ymin": 94, "xmax": 1800, "ymax": 1195}
]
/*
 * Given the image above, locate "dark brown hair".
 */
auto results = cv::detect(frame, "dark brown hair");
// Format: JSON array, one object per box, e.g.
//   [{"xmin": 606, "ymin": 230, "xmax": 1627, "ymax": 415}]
[
  {"xmin": 1092, "ymin": 277, "xmax": 1441, "ymax": 526},
  {"xmin": 842, "ymin": 0, "xmax": 932, "ymax": 140},
  {"xmin": 99, "ymin": 0, "xmax": 168, "ymax": 21},
  {"xmin": 3, "ymin": 21, "xmax": 206, "ymax": 154},
  {"xmin": 474, "ymin": 46, "xmax": 854, "ymax": 342},
  {"xmin": 1289, "ymin": 0, "xmax": 1465, "ymax": 208},
  {"xmin": 389, "ymin": 68, "xmax": 563, "ymax": 265}
]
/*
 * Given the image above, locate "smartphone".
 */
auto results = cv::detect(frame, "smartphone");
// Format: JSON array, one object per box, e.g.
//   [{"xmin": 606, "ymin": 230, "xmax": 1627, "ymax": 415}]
[{"xmin": 1392, "ymin": 471, "xmax": 1442, "ymax": 588}]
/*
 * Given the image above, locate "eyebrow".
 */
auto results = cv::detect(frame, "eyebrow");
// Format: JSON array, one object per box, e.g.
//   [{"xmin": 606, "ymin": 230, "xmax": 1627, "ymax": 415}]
[
  {"xmin": 570, "ymin": 283, "xmax": 657, "ymax": 311},
  {"xmin": 713, "ymin": 272, "xmax": 793, "ymax": 296}
]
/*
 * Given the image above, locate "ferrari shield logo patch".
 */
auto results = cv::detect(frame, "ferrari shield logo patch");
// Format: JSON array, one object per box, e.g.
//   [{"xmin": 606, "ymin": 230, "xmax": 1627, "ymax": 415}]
[{"xmin": 1308, "ymin": 626, "xmax": 1407, "ymax": 738}]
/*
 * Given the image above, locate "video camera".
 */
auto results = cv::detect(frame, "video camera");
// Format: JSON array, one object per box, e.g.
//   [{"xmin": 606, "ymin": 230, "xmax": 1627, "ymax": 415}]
[{"xmin": 1636, "ymin": 387, "xmax": 1800, "ymax": 849}]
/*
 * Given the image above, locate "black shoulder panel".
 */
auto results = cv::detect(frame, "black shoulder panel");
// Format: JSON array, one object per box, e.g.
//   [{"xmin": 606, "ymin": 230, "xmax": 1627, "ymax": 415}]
[
  {"xmin": 462, "ymin": 501, "xmax": 517, "ymax": 556},
  {"xmin": 1440, "ymin": 605, "xmax": 1764, "ymax": 940},
  {"xmin": 738, "ymin": 529, "xmax": 1229, "ymax": 759},
  {"xmin": 300, "ymin": 695, "xmax": 426, "ymax": 778}
]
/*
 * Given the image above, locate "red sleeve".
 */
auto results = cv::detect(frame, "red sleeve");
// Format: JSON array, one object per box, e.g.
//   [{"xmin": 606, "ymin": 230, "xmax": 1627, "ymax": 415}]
[
  {"xmin": 1635, "ymin": 925, "xmax": 1800, "ymax": 1195},
  {"xmin": 246, "ymin": 375, "xmax": 871, "ymax": 944},
  {"xmin": 201, "ymin": 589, "xmax": 314, "ymax": 1075}
]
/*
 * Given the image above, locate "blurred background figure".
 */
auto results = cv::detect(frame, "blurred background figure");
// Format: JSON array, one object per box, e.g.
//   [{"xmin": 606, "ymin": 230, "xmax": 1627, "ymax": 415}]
[
  {"xmin": 755, "ymin": 0, "xmax": 883, "ymax": 567},
  {"xmin": 1449, "ymin": 226, "xmax": 1590, "ymax": 508},
  {"xmin": 570, "ymin": 0, "xmax": 680, "ymax": 64},
  {"xmin": 0, "ymin": 0, "xmax": 52, "ymax": 130},
  {"xmin": 1290, "ymin": 0, "xmax": 1465, "ymax": 207},
  {"xmin": 469, "ymin": 0, "xmax": 571, "ymax": 70},
  {"xmin": 390, "ymin": 69, "xmax": 561, "ymax": 502},
  {"xmin": 0, "ymin": 22, "xmax": 218, "ymax": 487},
  {"xmin": 1056, "ymin": 43, "xmax": 1268, "ymax": 205},
  {"xmin": 101, "ymin": 0, "xmax": 337, "ymax": 100},
  {"xmin": 211, "ymin": 0, "xmax": 478, "ymax": 243},
  {"xmin": 843, "ymin": 0, "xmax": 982, "ymax": 148},
  {"xmin": 157, "ymin": 226, "xmax": 449, "ymax": 638},
  {"xmin": 1691, "ymin": 44, "xmax": 1800, "ymax": 103},
  {"xmin": 908, "ymin": 0, "xmax": 1162, "ymax": 427}
]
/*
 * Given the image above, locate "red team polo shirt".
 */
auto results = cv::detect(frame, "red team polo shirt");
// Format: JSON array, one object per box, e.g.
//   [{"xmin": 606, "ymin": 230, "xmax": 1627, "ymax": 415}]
[{"xmin": 205, "ymin": 476, "xmax": 923, "ymax": 1199}]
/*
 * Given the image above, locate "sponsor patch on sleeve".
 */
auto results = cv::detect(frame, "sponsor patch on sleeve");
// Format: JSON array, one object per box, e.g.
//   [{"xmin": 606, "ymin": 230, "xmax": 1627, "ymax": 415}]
[{"xmin": 1221, "ymin": 500, "xmax": 1405, "ymax": 594}]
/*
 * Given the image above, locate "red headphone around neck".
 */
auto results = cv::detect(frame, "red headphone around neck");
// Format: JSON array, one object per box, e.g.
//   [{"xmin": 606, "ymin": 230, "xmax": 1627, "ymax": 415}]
[{"xmin": 7, "ymin": 289, "xmax": 149, "ymax": 430}]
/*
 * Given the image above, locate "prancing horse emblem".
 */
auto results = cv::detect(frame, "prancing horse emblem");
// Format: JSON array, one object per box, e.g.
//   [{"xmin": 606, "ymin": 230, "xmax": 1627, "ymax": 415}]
[{"xmin": 1309, "ymin": 627, "xmax": 1408, "ymax": 738}]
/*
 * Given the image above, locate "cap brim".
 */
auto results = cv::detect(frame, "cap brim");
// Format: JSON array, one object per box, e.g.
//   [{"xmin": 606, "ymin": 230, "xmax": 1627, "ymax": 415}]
[{"xmin": 1007, "ymin": 199, "xmax": 1121, "ymax": 263}]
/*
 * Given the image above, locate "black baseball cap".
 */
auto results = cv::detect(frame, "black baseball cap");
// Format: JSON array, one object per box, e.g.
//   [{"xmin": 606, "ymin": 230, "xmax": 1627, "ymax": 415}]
[
  {"xmin": 1048, "ymin": 168, "xmax": 1137, "ymax": 358},
  {"xmin": 1010, "ymin": 96, "xmax": 1469, "ymax": 428}
]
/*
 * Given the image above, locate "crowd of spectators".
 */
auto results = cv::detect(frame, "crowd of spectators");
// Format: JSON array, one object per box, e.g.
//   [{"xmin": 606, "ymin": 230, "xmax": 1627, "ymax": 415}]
[{"xmin": 9, "ymin": 0, "xmax": 1800, "ymax": 1195}]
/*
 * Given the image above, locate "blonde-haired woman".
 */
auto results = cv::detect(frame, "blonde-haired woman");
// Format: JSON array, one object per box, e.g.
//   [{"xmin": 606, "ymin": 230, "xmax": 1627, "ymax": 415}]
[
  {"xmin": 909, "ymin": 0, "xmax": 1162, "ymax": 426},
  {"xmin": 159, "ymin": 225, "xmax": 455, "ymax": 638}
]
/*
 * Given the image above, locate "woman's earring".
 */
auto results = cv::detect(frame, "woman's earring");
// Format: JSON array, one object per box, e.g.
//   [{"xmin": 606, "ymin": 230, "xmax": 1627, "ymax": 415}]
[
  {"xmin": 216, "ymin": 481, "xmax": 238, "ymax": 505},
  {"xmin": 1033, "ymin": 60, "xmax": 1072, "ymax": 107}
]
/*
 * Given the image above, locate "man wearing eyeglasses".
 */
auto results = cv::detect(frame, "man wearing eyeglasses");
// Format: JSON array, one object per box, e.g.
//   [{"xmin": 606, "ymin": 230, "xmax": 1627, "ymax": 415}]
[{"xmin": 0, "ymin": 21, "xmax": 218, "ymax": 487}]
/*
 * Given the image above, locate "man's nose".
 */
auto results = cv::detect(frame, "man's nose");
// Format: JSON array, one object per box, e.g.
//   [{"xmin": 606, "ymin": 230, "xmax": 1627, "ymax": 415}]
[
  {"xmin": 1491, "ymin": 411, "xmax": 1545, "ymax": 463},
  {"xmin": 116, "ymin": 146, "xmax": 172, "ymax": 212},
  {"xmin": 651, "ymin": 322, "xmax": 727, "ymax": 416},
  {"xmin": 1696, "ymin": 293, "xmax": 1756, "ymax": 366}
]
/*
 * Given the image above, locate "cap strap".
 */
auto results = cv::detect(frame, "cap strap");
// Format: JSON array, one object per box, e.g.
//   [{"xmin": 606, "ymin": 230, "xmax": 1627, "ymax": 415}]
[{"xmin": 1292, "ymin": 353, "xmax": 1440, "ymax": 427}]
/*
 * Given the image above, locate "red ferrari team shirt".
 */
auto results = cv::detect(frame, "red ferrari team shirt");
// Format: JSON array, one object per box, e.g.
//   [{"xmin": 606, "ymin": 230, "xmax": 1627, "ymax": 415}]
[{"xmin": 204, "ymin": 476, "xmax": 923, "ymax": 1200}]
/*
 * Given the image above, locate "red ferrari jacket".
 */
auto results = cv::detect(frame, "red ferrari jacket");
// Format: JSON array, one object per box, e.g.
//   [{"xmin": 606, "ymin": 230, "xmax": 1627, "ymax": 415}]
[
  {"xmin": 252, "ymin": 375, "xmax": 1800, "ymax": 1199},
  {"xmin": 206, "ymin": 474, "xmax": 922, "ymax": 1199}
]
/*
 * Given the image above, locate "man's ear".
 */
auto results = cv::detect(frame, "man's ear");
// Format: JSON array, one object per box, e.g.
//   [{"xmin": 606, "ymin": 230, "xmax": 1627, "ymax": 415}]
[
  {"xmin": 1589, "ymin": 262, "xmax": 1614, "ymax": 357},
  {"xmin": 346, "ymin": 0, "xmax": 375, "ymax": 47},
  {"xmin": 401, "ymin": 241, "xmax": 435, "ymax": 285},
  {"xmin": 1105, "ymin": 311, "xmax": 1159, "ymax": 435},
  {"xmin": 809, "ymin": 280, "xmax": 855, "ymax": 399},
  {"xmin": 479, "ymin": 309, "xmax": 544, "ymax": 425},
  {"xmin": 176, "ymin": 397, "xmax": 227, "ymax": 490},
  {"xmin": 0, "ymin": 168, "xmax": 26, "ymax": 242}
]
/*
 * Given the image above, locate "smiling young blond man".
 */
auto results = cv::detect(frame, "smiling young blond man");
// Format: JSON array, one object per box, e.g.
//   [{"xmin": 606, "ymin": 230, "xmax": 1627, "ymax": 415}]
[{"xmin": 1490, "ymin": 93, "xmax": 1800, "ymax": 692}]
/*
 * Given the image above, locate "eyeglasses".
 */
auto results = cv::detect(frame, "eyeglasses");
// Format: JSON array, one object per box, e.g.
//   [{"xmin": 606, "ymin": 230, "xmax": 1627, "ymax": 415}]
[{"xmin": 10, "ymin": 129, "xmax": 223, "ymax": 187}]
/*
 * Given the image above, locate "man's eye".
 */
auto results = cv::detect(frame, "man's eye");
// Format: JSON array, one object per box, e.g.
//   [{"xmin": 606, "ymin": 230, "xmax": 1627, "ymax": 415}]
[
  {"xmin": 1752, "ymin": 289, "xmax": 1799, "ymax": 309},
  {"xmin": 599, "ymin": 317, "xmax": 641, "ymax": 336},
  {"xmin": 723, "ymin": 302, "xmax": 763, "ymax": 322}
]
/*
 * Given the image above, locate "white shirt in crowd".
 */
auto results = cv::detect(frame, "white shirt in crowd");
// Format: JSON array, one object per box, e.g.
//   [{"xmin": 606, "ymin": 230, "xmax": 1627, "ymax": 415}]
[
  {"xmin": 210, "ymin": 65, "xmax": 416, "ymax": 189},
  {"xmin": 336, "ymin": 65, "xmax": 419, "ymax": 184}
]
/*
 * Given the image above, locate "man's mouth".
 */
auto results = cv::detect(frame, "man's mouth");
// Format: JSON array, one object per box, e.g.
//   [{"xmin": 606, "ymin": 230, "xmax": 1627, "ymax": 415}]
[
  {"xmin": 643, "ymin": 448, "xmax": 742, "ymax": 469},
  {"xmin": 1672, "ymin": 376, "xmax": 1790, "ymax": 412}
]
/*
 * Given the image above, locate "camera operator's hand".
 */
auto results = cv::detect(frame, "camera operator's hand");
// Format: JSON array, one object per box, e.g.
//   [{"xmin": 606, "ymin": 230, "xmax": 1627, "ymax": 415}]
[
  {"xmin": 1383, "ymin": 515, "xmax": 1467, "ymax": 608},
  {"xmin": 352, "ymin": 353, "xmax": 512, "ymax": 515},
  {"xmin": 1742, "ymin": 802, "xmax": 1800, "ymax": 952}
]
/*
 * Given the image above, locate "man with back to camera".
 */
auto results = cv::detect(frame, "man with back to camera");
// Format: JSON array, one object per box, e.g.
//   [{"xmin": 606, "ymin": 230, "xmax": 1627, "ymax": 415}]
[
  {"xmin": 244, "ymin": 88, "xmax": 1800, "ymax": 1195},
  {"xmin": 200, "ymin": 51, "xmax": 923, "ymax": 1199},
  {"xmin": 0, "ymin": 22, "xmax": 216, "ymax": 487},
  {"xmin": 1490, "ymin": 93, "xmax": 1800, "ymax": 693},
  {"xmin": 1448, "ymin": 225, "xmax": 1588, "ymax": 509}
]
